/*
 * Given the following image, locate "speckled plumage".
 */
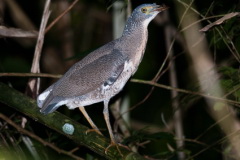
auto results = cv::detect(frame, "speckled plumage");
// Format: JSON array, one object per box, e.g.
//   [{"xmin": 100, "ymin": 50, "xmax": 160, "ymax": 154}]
[{"xmin": 37, "ymin": 3, "xmax": 168, "ymax": 143}]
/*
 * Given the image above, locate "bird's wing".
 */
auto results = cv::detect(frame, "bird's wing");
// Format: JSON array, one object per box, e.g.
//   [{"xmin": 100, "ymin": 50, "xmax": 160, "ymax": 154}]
[
  {"xmin": 52, "ymin": 49, "xmax": 128, "ymax": 97},
  {"xmin": 40, "ymin": 49, "xmax": 128, "ymax": 114}
]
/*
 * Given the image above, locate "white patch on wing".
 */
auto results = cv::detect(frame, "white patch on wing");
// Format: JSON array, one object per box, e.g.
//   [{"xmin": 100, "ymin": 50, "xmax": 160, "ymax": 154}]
[
  {"xmin": 38, "ymin": 89, "xmax": 51, "ymax": 101},
  {"xmin": 37, "ymin": 89, "xmax": 52, "ymax": 108},
  {"xmin": 115, "ymin": 60, "xmax": 134, "ymax": 91}
]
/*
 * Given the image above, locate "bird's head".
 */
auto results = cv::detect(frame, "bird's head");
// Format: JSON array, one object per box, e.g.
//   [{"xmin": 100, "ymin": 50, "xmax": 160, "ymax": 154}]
[{"xmin": 129, "ymin": 3, "xmax": 168, "ymax": 25}]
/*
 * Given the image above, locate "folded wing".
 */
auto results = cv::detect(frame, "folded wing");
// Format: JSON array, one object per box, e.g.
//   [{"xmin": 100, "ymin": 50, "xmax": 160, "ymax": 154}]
[{"xmin": 40, "ymin": 49, "xmax": 128, "ymax": 114}]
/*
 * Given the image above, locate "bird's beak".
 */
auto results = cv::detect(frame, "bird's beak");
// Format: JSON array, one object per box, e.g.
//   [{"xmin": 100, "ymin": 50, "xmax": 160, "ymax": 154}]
[{"xmin": 151, "ymin": 4, "xmax": 169, "ymax": 12}]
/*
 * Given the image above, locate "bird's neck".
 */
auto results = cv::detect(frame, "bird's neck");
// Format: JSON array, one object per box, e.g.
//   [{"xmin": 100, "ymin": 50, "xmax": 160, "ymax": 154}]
[
  {"xmin": 122, "ymin": 20, "xmax": 149, "ymax": 37},
  {"xmin": 121, "ymin": 21, "xmax": 149, "ymax": 51},
  {"xmin": 121, "ymin": 22, "xmax": 149, "ymax": 67}
]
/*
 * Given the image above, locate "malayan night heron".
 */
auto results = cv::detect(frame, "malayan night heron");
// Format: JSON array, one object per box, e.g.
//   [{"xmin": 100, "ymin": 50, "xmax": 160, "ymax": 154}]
[{"xmin": 37, "ymin": 3, "xmax": 168, "ymax": 145}]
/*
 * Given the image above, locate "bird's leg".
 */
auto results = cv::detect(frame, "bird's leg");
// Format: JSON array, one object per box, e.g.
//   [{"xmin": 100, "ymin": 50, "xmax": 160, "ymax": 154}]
[
  {"xmin": 103, "ymin": 100, "xmax": 125, "ymax": 156},
  {"xmin": 103, "ymin": 100, "xmax": 116, "ymax": 143},
  {"xmin": 79, "ymin": 106, "xmax": 102, "ymax": 135}
]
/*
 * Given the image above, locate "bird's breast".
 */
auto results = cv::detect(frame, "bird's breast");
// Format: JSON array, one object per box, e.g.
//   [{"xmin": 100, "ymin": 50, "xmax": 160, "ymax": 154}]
[{"xmin": 121, "ymin": 31, "xmax": 148, "ymax": 73}]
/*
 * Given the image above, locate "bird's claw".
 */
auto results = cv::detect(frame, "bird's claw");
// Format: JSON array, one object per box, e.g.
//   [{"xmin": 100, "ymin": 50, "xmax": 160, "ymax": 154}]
[
  {"xmin": 105, "ymin": 141, "xmax": 130, "ymax": 157},
  {"xmin": 105, "ymin": 142, "xmax": 115, "ymax": 154},
  {"xmin": 85, "ymin": 128, "xmax": 103, "ymax": 136}
]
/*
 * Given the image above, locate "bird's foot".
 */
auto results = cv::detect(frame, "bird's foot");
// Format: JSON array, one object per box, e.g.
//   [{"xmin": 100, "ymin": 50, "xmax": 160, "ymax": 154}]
[
  {"xmin": 85, "ymin": 128, "xmax": 103, "ymax": 136},
  {"xmin": 105, "ymin": 141, "xmax": 119, "ymax": 155},
  {"xmin": 105, "ymin": 141, "xmax": 130, "ymax": 157}
]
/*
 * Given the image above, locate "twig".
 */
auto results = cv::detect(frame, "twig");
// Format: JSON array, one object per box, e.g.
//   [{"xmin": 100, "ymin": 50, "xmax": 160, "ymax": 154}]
[
  {"xmin": 218, "ymin": 25, "xmax": 240, "ymax": 62},
  {"xmin": 165, "ymin": 14, "xmax": 185, "ymax": 159},
  {"xmin": 174, "ymin": 2, "xmax": 240, "ymax": 159},
  {"xmin": 179, "ymin": 15, "xmax": 223, "ymax": 32},
  {"xmin": 130, "ymin": 79, "xmax": 240, "ymax": 107},
  {"xmin": 195, "ymin": 86, "xmax": 240, "ymax": 141},
  {"xmin": 195, "ymin": 113, "xmax": 231, "ymax": 140},
  {"xmin": 152, "ymin": 8, "xmax": 187, "ymax": 82},
  {"xmin": 45, "ymin": 0, "xmax": 79, "ymax": 33},
  {"xmin": 127, "ymin": 87, "xmax": 155, "ymax": 113},
  {"xmin": 177, "ymin": 0, "xmax": 195, "ymax": 29},
  {"xmin": 180, "ymin": 138, "xmax": 222, "ymax": 153},
  {"xmin": 27, "ymin": 0, "xmax": 51, "ymax": 98},
  {"xmin": 200, "ymin": 12, "xmax": 240, "ymax": 32},
  {"xmin": 0, "ymin": 113, "xmax": 84, "ymax": 160},
  {"xmin": 69, "ymin": 147, "xmax": 80, "ymax": 154},
  {"xmin": 0, "ymin": 72, "xmax": 61, "ymax": 79},
  {"xmin": 153, "ymin": 8, "xmax": 189, "ymax": 85},
  {"xmin": 187, "ymin": 129, "xmax": 240, "ymax": 160},
  {"xmin": 115, "ymin": 53, "xmax": 182, "ymax": 118},
  {"xmin": 0, "ymin": 114, "xmax": 16, "ymax": 131},
  {"xmin": 111, "ymin": 99, "xmax": 132, "ymax": 143},
  {"xmin": 124, "ymin": 53, "xmax": 183, "ymax": 117},
  {"xmin": 177, "ymin": 0, "xmax": 240, "ymax": 63},
  {"xmin": 0, "ymin": 26, "xmax": 37, "ymax": 38},
  {"xmin": 2, "ymin": 72, "xmax": 239, "ymax": 107}
]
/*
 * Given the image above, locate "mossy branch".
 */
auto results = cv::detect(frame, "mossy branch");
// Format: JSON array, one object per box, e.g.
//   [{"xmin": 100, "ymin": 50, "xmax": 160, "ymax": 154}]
[{"xmin": 0, "ymin": 82, "xmax": 147, "ymax": 160}]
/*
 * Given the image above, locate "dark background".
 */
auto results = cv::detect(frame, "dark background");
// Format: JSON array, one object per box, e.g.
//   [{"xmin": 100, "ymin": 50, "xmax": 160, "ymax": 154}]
[{"xmin": 0, "ymin": 0, "xmax": 240, "ymax": 159}]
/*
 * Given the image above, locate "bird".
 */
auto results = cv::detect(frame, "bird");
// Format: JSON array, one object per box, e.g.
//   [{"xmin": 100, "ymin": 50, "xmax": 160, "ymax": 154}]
[{"xmin": 37, "ymin": 3, "xmax": 168, "ymax": 145}]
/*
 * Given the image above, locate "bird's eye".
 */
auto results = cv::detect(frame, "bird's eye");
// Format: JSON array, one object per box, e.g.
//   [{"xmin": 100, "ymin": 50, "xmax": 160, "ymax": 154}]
[{"xmin": 141, "ymin": 8, "xmax": 147, "ymax": 13}]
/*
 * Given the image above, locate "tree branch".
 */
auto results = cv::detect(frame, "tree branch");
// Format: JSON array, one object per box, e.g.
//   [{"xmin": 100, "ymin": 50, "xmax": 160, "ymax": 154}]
[
  {"xmin": 0, "ymin": 82, "xmax": 147, "ymax": 160},
  {"xmin": 0, "ymin": 113, "xmax": 84, "ymax": 160},
  {"xmin": 0, "ymin": 72, "xmax": 61, "ymax": 78},
  {"xmin": 130, "ymin": 79, "xmax": 240, "ymax": 107}
]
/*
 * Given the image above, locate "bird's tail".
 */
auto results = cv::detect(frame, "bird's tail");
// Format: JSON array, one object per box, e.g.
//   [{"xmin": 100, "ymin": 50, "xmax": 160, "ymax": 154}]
[{"xmin": 37, "ymin": 89, "xmax": 63, "ymax": 115}]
